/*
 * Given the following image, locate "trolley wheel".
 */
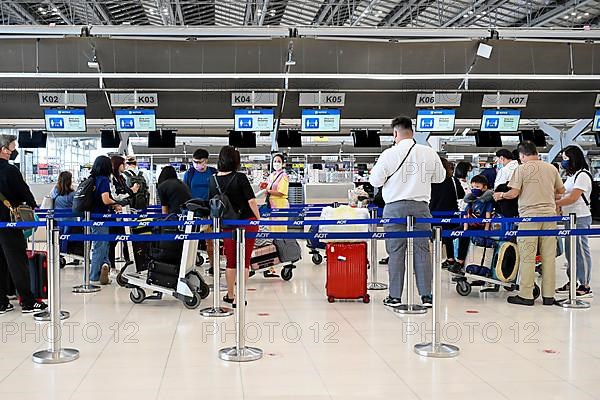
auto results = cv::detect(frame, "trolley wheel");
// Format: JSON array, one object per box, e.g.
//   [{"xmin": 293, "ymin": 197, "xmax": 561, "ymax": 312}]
[
  {"xmin": 130, "ymin": 288, "xmax": 146, "ymax": 304},
  {"xmin": 363, "ymin": 294, "xmax": 370, "ymax": 303},
  {"xmin": 183, "ymin": 292, "xmax": 201, "ymax": 310},
  {"xmin": 312, "ymin": 253, "xmax": 323, "ymax": 265},
  {"xmin": 281, "ymin": 267, "xmax": 293, "ymax": 281},
  {"xmin": 456, "ymin": 280, "xmax": 472, "ymax": 296},
  {"xmin": 116, "ymin": 272, "xmax": 128, "ymax": 287},
  {"xmin": 327, "ymin": 296, "xmax": 335, "ymax": 303},
  {"xmin": 196, "ymin": 255, "xmax": 205, "ymax": 267},
  {"xmin": 185, "ymin": 270, "xmax": 209, "ymax": 299},
  {"xmin": 59, "ymin": 256, "xmax": 66, "ymax": 269},
  {"xmin": 533, "ymin": 283, "xmax": 541, "ymax": 300}
]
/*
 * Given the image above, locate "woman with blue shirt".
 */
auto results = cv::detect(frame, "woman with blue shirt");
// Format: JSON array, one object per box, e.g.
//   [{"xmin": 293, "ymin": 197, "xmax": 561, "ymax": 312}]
[
  {"xmin": 90, "ymin": 156, "xmax": 122, "ymax": 285},
  {"xmin": 51, "ymin": 171, "xmax": 75, "ymax": 253}
]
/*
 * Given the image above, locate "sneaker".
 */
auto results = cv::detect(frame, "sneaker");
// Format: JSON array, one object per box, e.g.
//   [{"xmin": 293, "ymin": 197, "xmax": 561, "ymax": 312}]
[
  {"xmin": 577, "ymin": 285, "xmax": 593, "ymax": 298},
  {"xmin": 555, "ymin": 282, "xmax": 570, "ymax": 294},
  {"xmin": 100, "ymin": 264, "xmax": 111, "ymax": 285},
  {"xmin": 90, "ymin": 280, "xmax": 101, "ymax": 285},
  {"xmin": 543, "ymin": 297, "xmax": 560, "ymax": 306},
  {"xmin": 379, "ymin": 257, "xmax": 389, "ymax": 265},
  {"xmin": 441, "ymin": 260, "xmax": 455, "ymax": 269},
  {"xmin": 383, "ymin": 296, "xmax": 402, "ymax": 308},
  {"xmin": 22, "ymin": 302, "xmax": 48, "ymax": 314},
  {"xmin": 448, "ymin": 263, "xmax": 464, "ymax": 274},
  {"xmin": 507, "ymin": 295, "xmax": 534, "ymax": 306},
  {"xmin": 7, "ymin": 295, "xmax": 17, "ymax": 301},
  {"xmin": 0, "ymin": 303, "xmax": 14, "ymax": 314},
  {"xmin": 421, "ymin": 295, "xmax": 433, "ymax": 308}
]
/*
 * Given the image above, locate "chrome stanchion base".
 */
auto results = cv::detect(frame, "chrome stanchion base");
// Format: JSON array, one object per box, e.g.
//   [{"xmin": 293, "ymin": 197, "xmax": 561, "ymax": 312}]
[
  {"xmin": 558, "ymin": 299, "xmax": 591, "ymax": 309},
  {"xmin": 32, "ymin": 348, "xmax": 79, "ymax": 364},
  {"xmin": 414, "ymin": 342, "xmax": 460, "ymax": 358},
  {"xmin": 218, "ymin": 346, "xmax": 263, "ymax": 362},
  {"xmin": 33, "ymin": 311, "xmax": 70, "ymax": 322},
  {"xmin": 72, "ymin": 284, "xmax": 101, "ymax": 294},
  {"xmin": 367, "ymin": 282, "xmax": 388, "ymax": 291},
  {"xmin": 394, "ymin": 304, "xmax": 428, "ymax": 315},
  {"xmin": 200, "ymin": 306, "xmax": 234, "ymax": 317}
]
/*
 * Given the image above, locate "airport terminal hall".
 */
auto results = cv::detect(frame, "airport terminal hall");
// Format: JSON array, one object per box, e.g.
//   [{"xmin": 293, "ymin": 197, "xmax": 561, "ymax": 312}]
[{"xmin": 1, "ymin": 1, "xmax": 600, "ymax": 399}]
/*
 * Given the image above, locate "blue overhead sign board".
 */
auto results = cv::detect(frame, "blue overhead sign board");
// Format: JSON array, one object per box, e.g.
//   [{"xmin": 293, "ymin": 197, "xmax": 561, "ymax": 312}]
[
  {"xmin": 593, "ymin": 110, "xmax": 600, "ymax": 132},
  {"xmin": 115, "ymin": 109, "xmax": 156, "ymax": 132},
  {"xmin": 301, "ymin": 109, "xmax": 341, "ymax": 132},
  {"xmin": 234, "ymin": 109, "xmax": 274, "ymax": 132},
  {"xmin": 416, "ymin": 109, "xmax": 456, "ymax": 132},
  {"xmin": 44, "ymin": 109, "xmax": 87, "ymax": 132},
  {"xmin": 480, "ymin": 109, "xmax": 521, "ymax": 132}
]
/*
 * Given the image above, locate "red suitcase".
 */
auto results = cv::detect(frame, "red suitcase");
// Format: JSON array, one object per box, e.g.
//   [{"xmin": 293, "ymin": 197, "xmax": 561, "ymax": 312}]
[
  {"xmin": 26, "ymin": 250, "xmax": 48, "ymax": 302},
  {"xmin": 326, "ymin": 242, "xmax": 370, "ymax": 303}
]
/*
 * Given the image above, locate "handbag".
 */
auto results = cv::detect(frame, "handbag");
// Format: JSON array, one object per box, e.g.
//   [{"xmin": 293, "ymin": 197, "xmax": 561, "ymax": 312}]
[
  {"xmin": 0, "ymin": 191, "xmax": 36, "ymax": 224},
  {"xmin": 260, "ymin": 171, "xmax": 285, "ymax": 214},
  {"xmin": 373, "ymin": 141, "xmax": 417, "ymax": 208}
]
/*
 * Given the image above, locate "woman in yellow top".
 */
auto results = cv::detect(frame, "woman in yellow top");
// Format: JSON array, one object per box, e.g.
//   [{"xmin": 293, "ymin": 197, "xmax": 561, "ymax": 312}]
[{"xmin": 260, "ymin": 154, "xmax": 289, "ymax": 278}]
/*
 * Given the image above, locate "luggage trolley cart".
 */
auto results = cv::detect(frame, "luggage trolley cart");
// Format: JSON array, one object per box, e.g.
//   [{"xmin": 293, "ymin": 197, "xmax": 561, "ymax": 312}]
[
  {"xmin": 117, "ymin": 201, "xmax": 210, "ymax": 309},
  {"xmin": 249, "ymin": 237, "xmax": 301, "ymax": 281},
  {"xmin": 450, "ymin": 235, "xmax": 541, "ymax": 299}
]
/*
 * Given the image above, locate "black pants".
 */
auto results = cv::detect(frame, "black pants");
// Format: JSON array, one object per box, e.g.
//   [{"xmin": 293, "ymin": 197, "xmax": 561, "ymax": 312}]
[
  {"xmin": 0, "ymin": 229, "xmax": 35, "ymax": 307},
  {"xmin": 436, "ymin": 223, "xmax": 458, "ymax": 260},
  {"xmin": 109, "ymin": 226, "xmax": 130, "ymax": 267}
]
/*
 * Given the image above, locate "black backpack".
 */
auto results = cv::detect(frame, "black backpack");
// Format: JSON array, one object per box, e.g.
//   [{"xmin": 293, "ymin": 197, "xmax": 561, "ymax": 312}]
[
  {"xmin": 125, "ymin": 170, "xmax": 150, "ymax": 210},
  {"xmin": 574, "ymin": 170, "xmax": 599, "ymax": 213},
  {"xmin": 72, "ymin": 176, "xmax": 96, "ymax": 212},
  {"xmin": 210, "ymin": 174, "xmax": 241, "ymax": 220}
]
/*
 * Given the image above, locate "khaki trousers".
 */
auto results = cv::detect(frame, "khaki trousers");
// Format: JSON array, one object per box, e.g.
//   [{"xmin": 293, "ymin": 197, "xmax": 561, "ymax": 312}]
[{"xmin": 517, "ymin": 221, "xmax": 557, "ymax": 299}]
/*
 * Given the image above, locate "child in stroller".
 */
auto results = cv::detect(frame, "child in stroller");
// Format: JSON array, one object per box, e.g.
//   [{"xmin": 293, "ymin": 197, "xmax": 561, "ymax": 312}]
[{"xmin": 448, "ymin": 175, "xmax": 495, "ymax": 275}]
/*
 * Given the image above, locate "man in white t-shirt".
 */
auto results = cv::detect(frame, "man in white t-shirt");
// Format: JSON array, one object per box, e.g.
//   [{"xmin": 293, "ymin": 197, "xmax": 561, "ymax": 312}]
[
  {"xmin": 555, "ymin": 146, "xmax": 594, "ymax": 298},
  {"xmin": 369, "ymin": 117, "xmax": 445, "ymax": 309},
  {"xmin": 494, "ymin": 149, "xmax": 519, "ymax": 189}
]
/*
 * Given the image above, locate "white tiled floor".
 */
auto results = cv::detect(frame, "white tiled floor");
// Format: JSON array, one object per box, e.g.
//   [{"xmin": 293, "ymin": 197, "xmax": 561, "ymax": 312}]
[{"xmin": 1, "ymin": 240, "xmax": 599, "ymax": 400}]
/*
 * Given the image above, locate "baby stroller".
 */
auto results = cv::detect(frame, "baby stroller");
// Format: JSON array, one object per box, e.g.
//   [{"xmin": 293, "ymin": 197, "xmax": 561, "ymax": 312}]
[
  {"xmin": 451, "ymin": 235, "xmax": 541, "ymax": 299},
  {"xmin": 249, "ymin": 232, "xmax": 302, "ymax": 281}
]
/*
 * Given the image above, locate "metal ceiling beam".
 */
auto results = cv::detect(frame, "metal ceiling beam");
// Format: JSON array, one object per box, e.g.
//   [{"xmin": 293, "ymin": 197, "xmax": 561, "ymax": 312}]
[
  {"xmin": 315, "ymin": 0, "xmax": 336, "ymax": 25},
  {"xmin": 90, "ymin": 0, "xmax": 113, "ymax": 25},
  {"xmin": 523, "ymin": 0, "xmax": 594, "ymax": 27},
  {"xmin": 441, "ymin": 0, "xmax": 486, "ymax": 27},
  {"xmin": 47, "ymin": 0, "xmax": 72, "ymax": 24},
  {"xmin": 258, "ymin": 0, "xmax": 269, "ymax": 26},
  {"xmin": 352, "ymin": 0, "xmax": 381, "ymax": 26},
  {"xmin": 9, "ymin": 1, "xmax": 40, "ymax": 25},
  {"xmin": 174, "ymin": 0, "xmax": 184, "ymax": 25}
]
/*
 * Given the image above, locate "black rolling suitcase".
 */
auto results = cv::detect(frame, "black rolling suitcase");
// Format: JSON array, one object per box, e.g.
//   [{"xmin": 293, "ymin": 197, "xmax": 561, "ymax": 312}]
[
  {"xmin": 26, "ymin": 250, "xmax": 48, "ymax": 301},
  {"xmin": 146, "ymin": 260, "xmax": 179, "ymax": 289}
]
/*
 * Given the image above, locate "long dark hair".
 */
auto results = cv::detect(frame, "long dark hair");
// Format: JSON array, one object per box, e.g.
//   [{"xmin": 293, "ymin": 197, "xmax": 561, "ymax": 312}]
[
  {"xmin": 439, "ymin": 156, "xmax": 453, "ymax": 179},
  {"xmin": 454, "ymin": 161, "xmax": 472, "ymax": 180},
  {"xmin": 111, "ymin": 155, "xmax": 125, "ymax": 177},
  {"xmin": 56, "ymin": 171, "xmax": 73, "ymax": 196},
  {"xmin": 91, "ymin": 156, "xmax": 112, "ymax": 177},
  {"xmin": 158, "ymin": 166, "xmax": 178, "ymax": 184},
  {"xmin": 563, "ymin": 146, "xmax": 589, "ymax": 176}
]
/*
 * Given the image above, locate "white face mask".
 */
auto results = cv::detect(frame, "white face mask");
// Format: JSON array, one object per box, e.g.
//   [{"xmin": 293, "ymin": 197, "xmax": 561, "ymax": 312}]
[{"xmin": 273, "ymin": 162, "xmax": 283, "ymax": 171}]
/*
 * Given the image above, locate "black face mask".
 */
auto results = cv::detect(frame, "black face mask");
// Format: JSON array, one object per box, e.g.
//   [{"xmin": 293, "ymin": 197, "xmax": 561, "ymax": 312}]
[{"xmin": 9, "ymin": 149, "xmax": 18, "ymax": 161}]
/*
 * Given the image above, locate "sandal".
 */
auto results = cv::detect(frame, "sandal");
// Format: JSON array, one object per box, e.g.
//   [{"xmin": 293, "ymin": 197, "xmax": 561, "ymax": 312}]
[{"xmin": 222, "ymin": 294, "xmax": 235, "ymax": 304}]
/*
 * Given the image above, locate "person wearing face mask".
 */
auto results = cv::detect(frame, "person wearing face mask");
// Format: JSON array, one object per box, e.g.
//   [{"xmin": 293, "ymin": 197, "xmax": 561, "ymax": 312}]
[
  {"xmin": 555, "ymin": 146, "xmax": 594, "ymax": 298},
  {"xmin": 0, "ymin": 135, "xmax": 48, "ymax": 314},
  {"xmin": 258, "ymin": 154, "xmax": 289, "ymax": 278},
  {"xmin": 183, "ymin": 149, "xmax": 217, "ymax": 201},
  {"xmin": 448, "ymin": 175, "xmax": 495, "ymax": 275}
]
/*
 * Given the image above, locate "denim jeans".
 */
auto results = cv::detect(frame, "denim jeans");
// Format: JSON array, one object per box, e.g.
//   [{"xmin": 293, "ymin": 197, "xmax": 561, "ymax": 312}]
[
  {"xmin": 383, "ymin": 200, "xmax": 432, "ymax": 299},
  {"xmin": 90, "ymin": 226, "xmax": 110, "ymax": 281},
  {"xmin": 564, "ymin": 216, "xmax": 593, "ymax": 287}
]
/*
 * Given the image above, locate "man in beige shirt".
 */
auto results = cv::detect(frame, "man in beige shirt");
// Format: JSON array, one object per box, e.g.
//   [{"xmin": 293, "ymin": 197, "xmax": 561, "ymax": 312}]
[{"xmin": 494, "ymin": 142, "xmax": 565, "ymax": 306}]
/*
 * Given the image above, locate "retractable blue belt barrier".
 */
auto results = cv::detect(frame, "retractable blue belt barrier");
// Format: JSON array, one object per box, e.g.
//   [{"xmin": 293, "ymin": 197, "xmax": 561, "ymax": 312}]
[
  {"xmin": 245, "ymin": 231, "xmax": 431, "ymax": 240},
  {"xmin": 442, "ymin": 228, "xmax": 600, "ymax": 239},
  {"xmin": 58, "ymin": 220, "xmax": 212, "ymax": 228},
  {"xmin": 420, "ymin": 216, "xmax": 568, "ymax": 225},
  {"xmin": 0, "ymin": 221, "xmax": 46, "ymax": 229},
  {"xmin": 61, "ymin": 232, "xmax": 233, "ymax": 242}
]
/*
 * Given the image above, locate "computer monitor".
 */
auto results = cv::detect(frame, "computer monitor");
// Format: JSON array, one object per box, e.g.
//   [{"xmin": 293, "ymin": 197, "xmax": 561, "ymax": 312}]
[
  {"xmin": 18, "ymin": 130, "xmax": 47, "ymax": 148},
  {"xmin": 148, "ymin": 130, "xmax": 176, "ymax": 148},
  {"xmin": 416, "ymin": 109, "xmax": 456, "ymax": 132},
  {"xmin": 519, "ymin": 130, "xmax": 547, "ymax": 147},
  {"xmin": 44, "ymin": 109, "xmax": 87, "ymax": 132},
  {"xmin": 100, "ymin": 130, "xmax": 121, "ymax": 148},
  {"xmin": 475, "ymin": 131, "xmax": 503, "ymax": 147},
  {"xmin": 480, "ymin": 109, "xmax": 521, "ymax": 132}
]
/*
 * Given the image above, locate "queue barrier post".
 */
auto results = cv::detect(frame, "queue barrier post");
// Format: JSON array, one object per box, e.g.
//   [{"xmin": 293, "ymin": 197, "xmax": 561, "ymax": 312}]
[
  {"xmin": 32, "ymin": 225, "xmax": 80, "ymax": 364},
  {"xmin": 367, "ymin": 207, "xmax": 387, "ymax": 291},
  {"xmin": 414, "ymin": 226, "xmax": 460, "ymax": 358},
  {"xmin": 72, "ymin": 211, "xmax": 101, "ymax": 294},
  {"xmin": 395, "ymin": 216, "xmax": 427, "ymax": 315},
  {"xmin": 200, "ymin": 217, "xmax": 233, "ymax": 317},
  {"xmin": 219, "ymin": 227, "xmax": 263, "ymax": 362},
  {"xmin": 560, "ymin": 213, "xmax": 590, "ymax": 309},
  {"xmin": 34, "ymin": 211, "xmax": 70, "ymax": 322}
]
